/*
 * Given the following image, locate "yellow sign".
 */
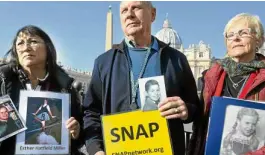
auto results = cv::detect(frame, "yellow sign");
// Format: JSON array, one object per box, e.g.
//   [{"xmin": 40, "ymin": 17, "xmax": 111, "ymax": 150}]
[{"xmin": 101, "ymin": 110, "xmax": 173, "ymax": 155}]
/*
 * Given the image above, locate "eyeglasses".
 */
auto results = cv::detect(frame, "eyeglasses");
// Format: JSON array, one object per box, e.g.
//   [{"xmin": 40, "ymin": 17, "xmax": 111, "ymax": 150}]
[
  {"xmin": 16, "ymin": 39, "xmax": 44, "ymax": 50},
  {"xmin": 224, "ymin": 28, "xmax": 255, "ymax": 40}
]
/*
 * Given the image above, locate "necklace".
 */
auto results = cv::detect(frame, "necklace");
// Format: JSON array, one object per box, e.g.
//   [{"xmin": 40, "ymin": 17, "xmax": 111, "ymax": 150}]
[{"xmin": 228, "ymin": 76, "xmax": 247, "ymax": 89}]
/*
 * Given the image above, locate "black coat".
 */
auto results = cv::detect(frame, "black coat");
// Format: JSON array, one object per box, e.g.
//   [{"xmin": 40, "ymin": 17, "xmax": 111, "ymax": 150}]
[
  {"xmin": 0, "ymin": 63, "xmax": 84, "ymax": 155},
  {"xmin": 83, "ymin": 39, "xmax": 200, "ymax": 155}
]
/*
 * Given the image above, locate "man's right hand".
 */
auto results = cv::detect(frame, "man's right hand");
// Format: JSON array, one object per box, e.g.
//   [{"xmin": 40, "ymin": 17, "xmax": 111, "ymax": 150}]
[{"xmin": 95, "ymin": 151, "xmax": 105, "ymax": 155}]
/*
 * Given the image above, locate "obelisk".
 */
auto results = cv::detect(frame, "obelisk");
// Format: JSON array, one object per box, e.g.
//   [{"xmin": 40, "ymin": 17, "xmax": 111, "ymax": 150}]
[{"xmin": 105, "ymin": 5, "xmax": 113, "ymax": 52}]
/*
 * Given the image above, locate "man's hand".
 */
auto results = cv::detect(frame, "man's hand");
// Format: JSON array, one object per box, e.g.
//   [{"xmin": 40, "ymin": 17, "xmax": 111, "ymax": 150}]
[
  {"xmin": 66, "ymin": 117, "xmax": 80, "ymax": 139},
  {"xmin": 158, "ymin": 96, "xmax": 188, "ymax": 120}
]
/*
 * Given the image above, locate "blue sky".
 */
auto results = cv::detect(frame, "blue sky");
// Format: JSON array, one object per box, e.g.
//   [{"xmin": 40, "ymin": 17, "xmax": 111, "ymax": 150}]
[{"xmin": 0, "ymin": 1, "xmax": 264, "ymax": 71}]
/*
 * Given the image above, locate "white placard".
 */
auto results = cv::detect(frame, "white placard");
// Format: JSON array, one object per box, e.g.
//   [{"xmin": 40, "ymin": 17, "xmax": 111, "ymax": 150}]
[{"xmin": 15, "ymin": 90, "xmax": 70, "ymax": 154}]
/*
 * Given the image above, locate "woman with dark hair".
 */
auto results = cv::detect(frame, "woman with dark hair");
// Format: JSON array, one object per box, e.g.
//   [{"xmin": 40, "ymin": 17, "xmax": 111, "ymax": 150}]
[{"xmin": 0, "ymin": 25, "xmax": 84, "ymax": 155}]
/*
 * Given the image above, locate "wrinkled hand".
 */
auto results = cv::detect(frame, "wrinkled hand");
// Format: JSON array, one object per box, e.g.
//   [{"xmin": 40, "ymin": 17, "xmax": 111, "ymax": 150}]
[
  {"xmin": 158, "ymin": 96, "xmax": 188, "ymax": 120},
  {"xmin": 95, "ymin": 151, "xmax": 105, "ymax": 155},
  {"xmin": 66, "ymin": 117, "xmax": 80, "ymax": 139}
]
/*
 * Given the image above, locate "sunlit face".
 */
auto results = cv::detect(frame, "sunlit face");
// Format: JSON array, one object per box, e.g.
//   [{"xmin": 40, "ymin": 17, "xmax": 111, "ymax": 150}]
[
  {"xmin": 225, "ymin": 22, "xmax": 258, "ymax": 60},
  {"xmin": 15, "ymin": 32, "xmax": 47, "ymax": 69},
  {"xmin": 0, "ymin": 107, "xmax": 8, "ymax": 121},
  {"xmin": 238, "ymin": 115, "xmax": 258, "ymax": 137},
  {"xmin": 120, "ymin": 1, "xmax": 155, "ymax": 37},
  {"xmin": 146, "ymin": 84, "xmax": 160, "ymax": 102}
]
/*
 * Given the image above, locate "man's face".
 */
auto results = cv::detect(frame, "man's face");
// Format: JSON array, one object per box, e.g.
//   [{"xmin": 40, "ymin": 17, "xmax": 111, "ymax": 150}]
[
  {"xmin": 120, "ymin": 1, "xmax": 155, "ymax": 37},
  {"xmin": 146, "ymin": 84, "xmax": 161, "ymax": 102},
  {"xmin": 0, "ymin": 107, "xmax": 8, "ymax": 121},
  {"xmin": 238, "ymin": 115, "xmax": 258, "ymax": 137}
]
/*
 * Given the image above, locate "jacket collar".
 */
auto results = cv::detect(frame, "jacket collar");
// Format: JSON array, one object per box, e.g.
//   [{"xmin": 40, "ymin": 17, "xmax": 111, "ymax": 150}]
[
  {"xmin": 112, "ymin": 37, "xmax": 169, "ymax": 53},
  {"xmin": 15, "ymin": 65, "xmax": 73, "ymax": 90},
  {"xmin": 203, "ymin": 63, "xmax": 224, "ymax": 106}
]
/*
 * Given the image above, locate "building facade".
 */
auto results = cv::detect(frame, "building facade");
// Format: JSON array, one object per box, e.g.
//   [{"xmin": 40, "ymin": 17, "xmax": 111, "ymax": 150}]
[
  {"xmin": 58, "ymin": 63, "xmax": 92, "ymax": 92},
  {"xmin": 155, "ymin": 17, "xmax": 212, "ymax": 87}
]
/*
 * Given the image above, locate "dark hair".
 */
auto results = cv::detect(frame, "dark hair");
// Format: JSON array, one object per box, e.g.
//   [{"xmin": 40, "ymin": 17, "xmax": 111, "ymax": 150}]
[
  {"xmin": 145, "ymin": 79, "xmax": 159, "ymax": 91},
  {"xmin": 4, "ymin": 25, "xmax": 58, "ymax": 77}
]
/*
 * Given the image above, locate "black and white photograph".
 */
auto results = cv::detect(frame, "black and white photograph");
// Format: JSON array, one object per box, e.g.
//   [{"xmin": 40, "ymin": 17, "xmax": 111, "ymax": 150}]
[
  {"xmin": 0, "ymin": 95, "xmax": 27, "ymax": 142},
  {"xmin": 220, "ymin": 105, "xmax": 265, "ymax": 155},
  {"xmin": 15, "ymin": 90, "xmax": 70, "ymax": 155},
  {"xmin": 139, "ymin": 76, "xmax": 167, "ymax": 111}
]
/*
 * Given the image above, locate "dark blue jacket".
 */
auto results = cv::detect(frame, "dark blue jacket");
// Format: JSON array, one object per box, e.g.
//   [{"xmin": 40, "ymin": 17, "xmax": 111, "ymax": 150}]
[{"xmin": 84, "ymin": 39, "xmax": 200, "ymax": 155}]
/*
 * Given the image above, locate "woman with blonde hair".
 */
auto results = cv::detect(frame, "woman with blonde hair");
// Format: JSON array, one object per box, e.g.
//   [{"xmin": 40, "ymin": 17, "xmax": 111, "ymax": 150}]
[{"xmin": 188, "ymin": 13, "xmax": 265, "ymax": 155}]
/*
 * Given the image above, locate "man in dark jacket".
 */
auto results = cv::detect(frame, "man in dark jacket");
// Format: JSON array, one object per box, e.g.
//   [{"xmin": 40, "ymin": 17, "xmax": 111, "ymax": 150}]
[{"xmin": 83, "ymin": 1, "xmax": 200, "ymax": 155}]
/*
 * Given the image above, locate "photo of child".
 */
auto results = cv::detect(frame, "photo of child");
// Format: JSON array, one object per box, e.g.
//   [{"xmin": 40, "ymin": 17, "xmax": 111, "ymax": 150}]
[
  {"xmin": 25, "ymin": 97, "xmax": 62, "ymax": 145},
  {"xmin": 139, "ymin": 76, "xmax": 167, "ymax": 111},
  {"xmin": 32, "ymin": 99, "xmax": 57, "ymax": 131},
  {"xmin": 220, "ymin": 107, "xmax": 264, "ymax": 155},
  {"xmin": 15, "ymin": 91, "xmax": 70, "ymax": 155},
  {"xmin": 143, "ymin": 79, "xmax": 161, "ymax": 111}
]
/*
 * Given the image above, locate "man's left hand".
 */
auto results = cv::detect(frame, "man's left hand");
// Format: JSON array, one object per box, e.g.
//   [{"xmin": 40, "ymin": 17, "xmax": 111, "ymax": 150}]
[{"xmin": 158, "ymin": 96, "xmax": 188, "ymax": 120}]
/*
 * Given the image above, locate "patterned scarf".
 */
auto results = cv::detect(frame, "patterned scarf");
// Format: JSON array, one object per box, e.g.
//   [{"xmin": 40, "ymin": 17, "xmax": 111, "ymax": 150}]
[{"xmin": 218, "ymin": 56, "xmax": 265, "ymax": 77}]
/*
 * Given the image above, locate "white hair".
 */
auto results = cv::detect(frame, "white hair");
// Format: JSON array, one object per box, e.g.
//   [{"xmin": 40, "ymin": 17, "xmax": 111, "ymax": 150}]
[{"xmin": 120, "ymin": 1, "xmax": 154, "ymax": 9}]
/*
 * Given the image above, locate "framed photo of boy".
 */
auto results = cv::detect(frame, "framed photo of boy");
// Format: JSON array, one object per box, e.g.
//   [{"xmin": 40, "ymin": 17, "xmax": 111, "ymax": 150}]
[
  {"xmin": 138, "ymin": 76, "xmax": 167, "ymax": 111},
  {"xmin": 15, "ymin": 90, "xmax": 70, "ymax": 155},
  {"xmin": 205, "ymin": 97, "xmax": 265, "ymax": 155},
  {"xmin": 0, "ymin": 95, "xmax": 27, "ymax": 142}
]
